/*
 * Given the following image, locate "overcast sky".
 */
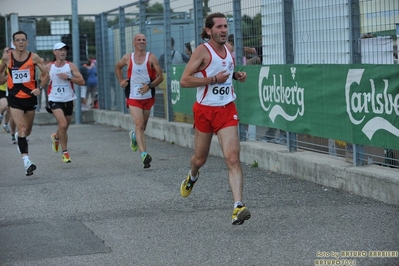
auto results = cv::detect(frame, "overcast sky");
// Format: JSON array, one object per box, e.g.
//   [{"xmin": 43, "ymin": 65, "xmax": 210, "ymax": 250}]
[{"xmin": 0, "ymin": 0, "xmax": 192, "ymax": 16}]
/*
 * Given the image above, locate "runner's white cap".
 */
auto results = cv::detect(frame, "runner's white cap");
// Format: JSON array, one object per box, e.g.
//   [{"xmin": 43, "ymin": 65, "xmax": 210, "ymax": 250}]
[{"xmin": 53, "ymin": 42, "xmax": 69, "ymax": 50}]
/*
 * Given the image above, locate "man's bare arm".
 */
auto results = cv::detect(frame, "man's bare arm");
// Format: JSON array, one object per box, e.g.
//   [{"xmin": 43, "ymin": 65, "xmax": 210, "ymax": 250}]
[
  {"xmin": 115, "ymin": 53, "xmax": 129, "ymax": 88},
  {"xmin": 69, "ymin": 63, "xmax": 85, "ymax": 86},
  {"xmin": 33, "ymin": 53, "xmax": 49, "ymax": 87},
  {"xmin": 149, "ymin": 54, "xmax": 164, "ymax": 87}
]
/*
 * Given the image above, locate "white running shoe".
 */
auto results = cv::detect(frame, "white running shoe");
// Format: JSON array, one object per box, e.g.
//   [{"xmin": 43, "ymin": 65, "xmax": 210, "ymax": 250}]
[
  {"xmin": 3, "ymin": 124, "xmax": 10, "ymax": 133},
  {"xmin": 24, "ymin": 160, "xmax": 36, "ymax": 176}
]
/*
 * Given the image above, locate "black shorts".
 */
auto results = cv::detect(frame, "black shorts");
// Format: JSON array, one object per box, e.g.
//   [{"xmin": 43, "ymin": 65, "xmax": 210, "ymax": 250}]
[
  {"xmin": 8, "ymin": 95, "xmax": 37, "ymax": 112},
  {"xmin": 0, "ymin": 90, "xmax": 6, "ymax": 99},
  {"xmin": 49, "ymin": 100, "xmax": 74, "ymax": 116}
]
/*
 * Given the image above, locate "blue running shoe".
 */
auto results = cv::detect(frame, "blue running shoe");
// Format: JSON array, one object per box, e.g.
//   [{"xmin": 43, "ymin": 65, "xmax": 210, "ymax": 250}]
[
  {"xmin": 142, "ymin": 153, "xmax": 152, "ymax": 168},
  {"xmin": 129, "ymin": 131, "xmax": 138, "ymax": 152}
]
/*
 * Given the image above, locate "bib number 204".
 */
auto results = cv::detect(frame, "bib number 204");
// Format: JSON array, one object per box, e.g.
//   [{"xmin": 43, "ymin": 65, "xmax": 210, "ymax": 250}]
[{"xmin": 14, "ymin": 72, "xmax": 28, "ymax": 80}]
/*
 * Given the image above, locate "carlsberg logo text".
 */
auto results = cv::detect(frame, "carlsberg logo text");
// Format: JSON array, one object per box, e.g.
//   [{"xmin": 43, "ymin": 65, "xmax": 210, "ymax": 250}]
[
  {"xmin": 258, "ymin": 67, "xmax": 305, "ymax": 123},
  {"xmin": 345, "ymin": 69, "xmax": 399, "ymax": 140}
]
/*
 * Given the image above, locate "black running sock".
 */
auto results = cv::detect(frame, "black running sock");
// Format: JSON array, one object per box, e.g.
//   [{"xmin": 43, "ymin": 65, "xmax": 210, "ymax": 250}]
[{"xmin": 18, "ymin": 137, "xmax": 28, "ymax": 154}]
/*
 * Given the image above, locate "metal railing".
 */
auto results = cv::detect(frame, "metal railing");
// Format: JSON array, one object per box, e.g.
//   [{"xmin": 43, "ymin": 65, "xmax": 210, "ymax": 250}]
[{"xmin": 3, "ymin": 0, "xmax": 398, "ymax": 169}]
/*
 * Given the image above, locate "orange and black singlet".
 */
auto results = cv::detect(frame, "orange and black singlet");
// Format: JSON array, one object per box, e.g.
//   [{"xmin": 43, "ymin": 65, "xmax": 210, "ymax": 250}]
[{"xmin": 7, "ymin": 52, "xmax": 37, "ymax": 99}]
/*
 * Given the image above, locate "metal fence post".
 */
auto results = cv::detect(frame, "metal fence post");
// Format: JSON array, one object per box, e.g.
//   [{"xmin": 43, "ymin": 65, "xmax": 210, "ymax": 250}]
[
  {"xmin": 118, "ymin": 7, "xmax": 126, "ymax": 113},
  {"xmin": 193, "ymin": 0, "xmax": 203, "ymax": 47},
  {"xmin": 283, "ymin": 0, "xmax": 296, "ymax": 151},
  {"xmin": 9, "ymin": 14, "xmax": 19, "ymax": 42},
  {"xmin": 164, "ymin": 0, "xmax": 172, "ymax": 122},
  {"xmin": 349, "ymin": 0, "xmax": 364, "ymax": 166},
  {"xmin": 139, "ymin": 0, "xmax": 147, "ymax": 34},
  {"xmin": 98, "ymin": 13, "xmax": 108, "ymax": 111},
  {"xmin": 232, "ymin": 0, "xmax": 247, "ymax": 141},
  {"xmin": 71, "ymin": 0, "xmax": 81, "ymax": 124}
]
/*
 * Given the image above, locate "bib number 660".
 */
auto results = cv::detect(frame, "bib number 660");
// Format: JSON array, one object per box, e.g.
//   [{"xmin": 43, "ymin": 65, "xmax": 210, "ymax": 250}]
[{"xmin": 212, "ymin": 86, "xmax": 230, "ymax": 95}]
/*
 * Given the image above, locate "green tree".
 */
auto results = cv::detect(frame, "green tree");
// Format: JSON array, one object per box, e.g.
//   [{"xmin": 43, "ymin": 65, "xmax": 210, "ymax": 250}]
[
  {"xmin": 241, "ymin": 13, "xmax": 262, "ymax": 47},
  {"xmin": 36, "ymin": 18, "xmax": 51, "ymax": 36},
  {"xmin": 79, "ymin": 17, "xmax": 95, "ymax": 46},
  {"xmin": 146, "ymin": 2, "xmax": 164, "ymax": 14},
  {"xmin": 146, "ymin": 2, "xmax": 165, "ymax": 20},
  {"xmin": 79, "ymin": 17, "xmax": 96, "ymax": 57},
  {"xmin": 107, "ymin": 15, "xmax": 137, "ymax": 28},
  {"xmin": 203, "ymin": 0, "xmax": 211, "ymax": 17}
]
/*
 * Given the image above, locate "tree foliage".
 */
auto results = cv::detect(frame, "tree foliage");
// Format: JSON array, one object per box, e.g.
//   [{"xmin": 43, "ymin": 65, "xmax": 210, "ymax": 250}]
[
  {"xmin": 147, "ymin": 2, "xmax": 164, "ymax": 14},
  {"xmin": 36, "ymin": 18, "xmax": 51, "ymax": 36},
  {"xmin": 242, "ymin": 13, "xmax": 262, "ymax": 47},
  {"xmin": 203, "ymin": 0, "xmax": 211, "ymax": 17},
  {"xmin": 78, "ymin": 17, "xmax": 95, "ymax": 47}
]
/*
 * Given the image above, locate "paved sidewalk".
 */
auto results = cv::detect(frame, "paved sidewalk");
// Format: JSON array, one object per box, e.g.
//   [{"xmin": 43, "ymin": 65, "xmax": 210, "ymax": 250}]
[{"xmin": 0, "ymin": 124, "xmax": 398, "ymax": 266}]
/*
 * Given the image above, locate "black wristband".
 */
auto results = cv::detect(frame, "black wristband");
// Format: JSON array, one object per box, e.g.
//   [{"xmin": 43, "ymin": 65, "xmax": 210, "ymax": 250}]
[
  {"xmin": 232, "ymin": 72, "xmax": 238, "ymax": 80},
  {"xmin": 148, "ymin": 83, "xmax": 154, "ymax": 89}
]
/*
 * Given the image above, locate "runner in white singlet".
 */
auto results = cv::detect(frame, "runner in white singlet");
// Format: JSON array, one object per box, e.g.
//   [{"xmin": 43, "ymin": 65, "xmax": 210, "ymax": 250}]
[
  {"xmin": 194, "ymin": 42, "xmax": 235, "ymax": 106},
  {"xmin": 48, "ymin": 62, "xmax": 76, "ymax": 103},
  {"xmin": 179, "ymin": 13, "xmax": 250, "ymax": 225},
  {"xmin": 115, "ymin": 33, "xmax": 163, "ymax": 168},
  {"xmin": 46, "ymin": 42, "xmax": 85, "ymax": 164},
  {"xmin": 127, "ymin": 52, "xmax": 154, "ymax": 100}
]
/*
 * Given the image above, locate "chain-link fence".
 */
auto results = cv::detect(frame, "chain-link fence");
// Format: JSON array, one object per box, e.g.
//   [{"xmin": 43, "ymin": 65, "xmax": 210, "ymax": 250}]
[{"xmin": 2, "ymin": 0, "xmax": 398, "ymax": 169}]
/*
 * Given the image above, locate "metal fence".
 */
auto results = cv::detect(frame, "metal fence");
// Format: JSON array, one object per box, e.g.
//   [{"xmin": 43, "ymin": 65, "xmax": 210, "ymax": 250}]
[{"xmin": 3, "ymin": 0, "xmax": 398, "ymax": 169}]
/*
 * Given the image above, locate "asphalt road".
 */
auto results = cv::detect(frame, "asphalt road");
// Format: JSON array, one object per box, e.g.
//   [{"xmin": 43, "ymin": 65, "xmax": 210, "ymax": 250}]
[{"xmin": 0, "ymin": 123, "xmax": 398, "ymax": 266}]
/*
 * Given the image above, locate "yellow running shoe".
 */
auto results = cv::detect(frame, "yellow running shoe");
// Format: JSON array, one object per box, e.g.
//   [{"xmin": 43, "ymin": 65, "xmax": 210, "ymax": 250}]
[
  {"xmin": 62, "ymin": 152, "xmax": 71, "ymax": 163},
  {"xmin": 180, "ymin": 171, "xmax": 198, "ymax": 197},
  {"xmin": 232, "ymin": 205, "xmax": 251, "ymax": 225},
  {"xmin": 51, "ymin": 133, "xmax": 59, "ymax": 153}
]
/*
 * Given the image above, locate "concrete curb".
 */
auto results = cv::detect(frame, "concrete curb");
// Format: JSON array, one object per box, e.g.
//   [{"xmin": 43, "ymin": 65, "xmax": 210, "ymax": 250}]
[{"xmin": 34, "ymin": 109, "xmax": 399, "ymax": 206}]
